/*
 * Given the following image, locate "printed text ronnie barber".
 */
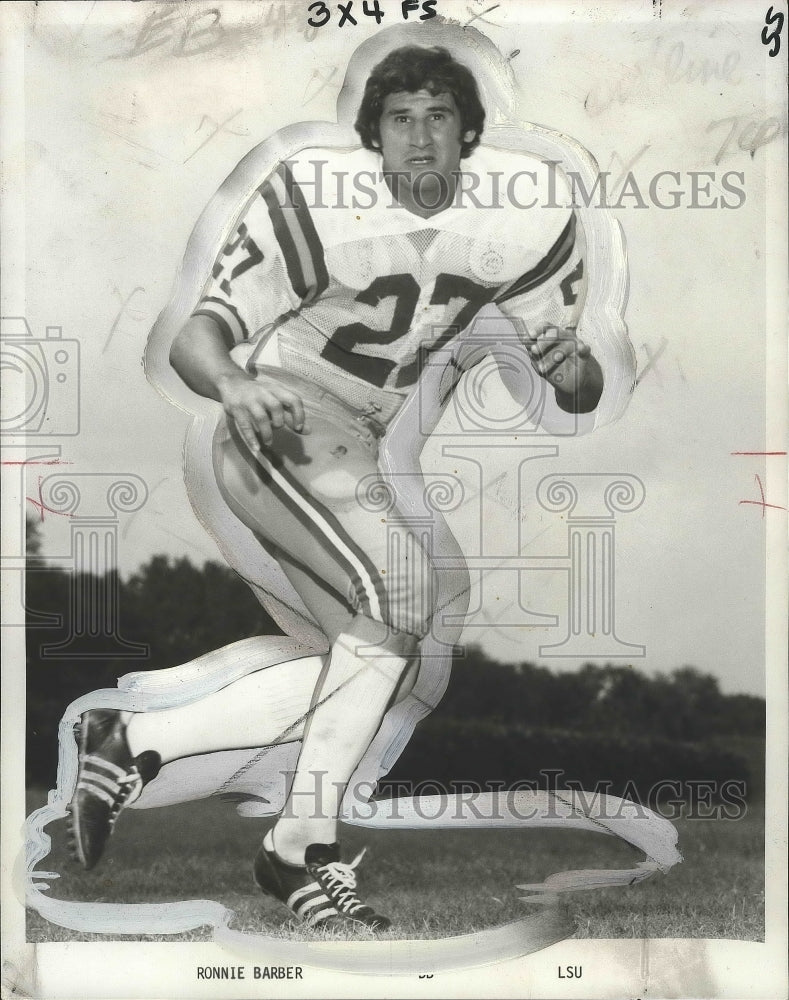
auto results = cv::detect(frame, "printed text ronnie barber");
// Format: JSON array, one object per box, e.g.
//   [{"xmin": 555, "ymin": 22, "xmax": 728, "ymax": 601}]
[{"xmin": 196, "ymin": 965, "xmax": 304, "ymax": 980}]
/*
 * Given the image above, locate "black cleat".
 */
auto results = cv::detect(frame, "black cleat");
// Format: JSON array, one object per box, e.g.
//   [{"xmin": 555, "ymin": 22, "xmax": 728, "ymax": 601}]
[
  {"xmin": 253, "ymin": 831, "xmax": 391, "ymax": 931},
  {"xmin": 68, "ymin": 709, "xmax": 161, "ymax": 870}
]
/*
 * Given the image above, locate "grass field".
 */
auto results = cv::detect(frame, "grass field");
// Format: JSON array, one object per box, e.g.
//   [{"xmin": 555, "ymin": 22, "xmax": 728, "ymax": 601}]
[{"xmin": 26, "ymin": 786, "xmax": 764, "ymax": 944}]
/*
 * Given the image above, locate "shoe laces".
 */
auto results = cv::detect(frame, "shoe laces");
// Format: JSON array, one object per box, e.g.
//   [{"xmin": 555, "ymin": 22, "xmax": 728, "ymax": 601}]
[{"xmin": 317, "ymin": 849, "xmax": 368, "ymax": 911}]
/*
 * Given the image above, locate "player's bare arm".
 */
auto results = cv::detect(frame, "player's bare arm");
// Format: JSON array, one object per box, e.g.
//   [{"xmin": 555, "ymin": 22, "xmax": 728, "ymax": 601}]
[
  {"xmin": 170, "ymin": 315, "xmax": 307, "ymax": 452},
  {"xmin": 527, "ymin": 324, "xmax": 604, "ymax": 414}
]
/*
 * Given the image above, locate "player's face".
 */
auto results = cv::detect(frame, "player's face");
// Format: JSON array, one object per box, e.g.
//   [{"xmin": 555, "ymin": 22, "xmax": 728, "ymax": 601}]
[{"xmin": 375, "ymin": 90, "xmax": 476, "ymax": 215}]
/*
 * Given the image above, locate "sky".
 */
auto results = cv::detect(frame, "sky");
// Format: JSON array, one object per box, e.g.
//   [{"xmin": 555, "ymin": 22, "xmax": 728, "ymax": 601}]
[{"xmin": 3, "ymin": 1, "xmax": 785, "ymax": 696}]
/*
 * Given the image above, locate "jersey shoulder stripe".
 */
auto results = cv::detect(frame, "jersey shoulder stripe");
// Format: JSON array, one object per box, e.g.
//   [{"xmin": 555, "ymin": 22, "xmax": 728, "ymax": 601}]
[
  {"xmin": 260, "ymin": 162, "xmax": 329, "ymax": 304},
  {"xmin": 495, "ymin": 212, "xmax": 577, "ymax": 305}
]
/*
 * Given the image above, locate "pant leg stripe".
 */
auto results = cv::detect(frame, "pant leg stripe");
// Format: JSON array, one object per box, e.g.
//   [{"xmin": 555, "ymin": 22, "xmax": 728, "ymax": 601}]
[
  {"xmin": 253, "ymin": 451, "xmax": 388, "ymax": 625},
  {"xmin": 270, "ymin": 457, "xmax": 390, "ymax": 624}
]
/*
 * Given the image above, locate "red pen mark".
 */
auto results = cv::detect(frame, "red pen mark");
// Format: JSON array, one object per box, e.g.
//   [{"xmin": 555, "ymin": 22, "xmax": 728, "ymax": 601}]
[
  {"xmin": 1, "ymin": 459, "xmax": 72, "ymax": 466},
  {"xmin": 26, "ymin": 476, "xmax": 75, "ymax": 523},
  {"xmin": 738, "ymin": 474, "xmax": 786, "ymax": 517}
]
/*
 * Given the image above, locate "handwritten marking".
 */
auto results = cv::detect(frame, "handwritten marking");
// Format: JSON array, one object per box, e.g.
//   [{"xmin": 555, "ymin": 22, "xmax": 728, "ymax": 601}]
[
  {"xmin": 91, "ymin": 111, "xmax": 169, "ymax": 170},
  {"xmin": 265, "ymin": 2, "xmax": 320, "ymax": 42},
  {"xmin": 52, "ymin": 0, "xmax": 98, "ymax": 49},
  {"xmin": 114, "ymin": 7, "xmax": 224, "ymax": 60},
  {"xmin": 474, "ymin": 599, "xmax": 523, "ymax": 644},
  {"xmin": 1, "ymin": 460, "xmax": 71, "ymax": 466},
  {"xmin": 26, "ymin": 477, "xmax": 74, "ymax": 522},
  {"xmin": 731, "ymin": 451, "xmax": 787, "ymax": 456},
  {"xmin": 738, "ymin": 474, "xmax": 786, "ymax": 517},
  {"xmin": 606, "ymin": 144, "xmax": 651, "ymax": 199},
  {"xmin": 635, "ymin": 337, "xmax": 669, "ymax": 386},
  {"xmin": 302, "ymin": 66, "xmax": 339, "ymax": 106},
  {"xmin": 464, "ymin": 3, "xmax": 500, "ymax": 28},
  {"xmin": 337, "ymin": 1, "xmax": 358, "ymax": 27},
  {"xmin": 103, "ymin": 285, "xmax": 145, "ymax": 354},
  {"xmin": 762, "ymin": 6, "xmax": 784, "ymax": 57},
  {"xmin": 122, "ymin": 476, "xmax": 168, "ymax": 539},
  {"xmin": 707, "ymin": 114, "xmax": 785, "ymax": 165},
  {"xmin": 124, "ymin": 8, "xmax": 179, "ymax": 58},
  {"xmin": 584, "ymin": 38, "xmax": 741, "ymax": 118},
  {"xmin": 183, "ymin": 109, "xmax": 247, "ymax": 163}
]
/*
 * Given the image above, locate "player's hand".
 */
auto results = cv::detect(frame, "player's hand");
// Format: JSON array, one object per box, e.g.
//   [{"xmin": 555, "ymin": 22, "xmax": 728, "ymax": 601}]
[
  {"xmin": 525, "ymin": 325, "xmax": 593, "ymax": 394},
  {"xmin": 525, "ymin": 325, "xmax": 604, "ymax": 413},
  {"xmin": 216, "ymin": 371, "xmax": 308, "ymax": 453}
]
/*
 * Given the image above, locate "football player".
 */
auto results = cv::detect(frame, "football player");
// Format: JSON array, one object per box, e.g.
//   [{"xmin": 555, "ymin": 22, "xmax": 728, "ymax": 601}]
[{"xmin": 69, "ymin": 44, "xmax": 612, "ymax": 932}]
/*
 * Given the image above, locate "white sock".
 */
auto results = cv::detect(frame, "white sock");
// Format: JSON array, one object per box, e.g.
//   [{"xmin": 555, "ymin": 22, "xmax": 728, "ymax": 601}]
[
  {"xmin": 272, "ymin": 633, "xmax": 407, "ymax": 864},
  {"xmin": 125, "ymin": 655, "xmax": 324, "ymax": 762}
]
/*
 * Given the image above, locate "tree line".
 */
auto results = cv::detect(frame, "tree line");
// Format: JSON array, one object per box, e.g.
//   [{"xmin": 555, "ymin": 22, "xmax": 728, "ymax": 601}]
[{"xmin": 24, "ymin": 522, "xmax": 764, "ymax": 787}]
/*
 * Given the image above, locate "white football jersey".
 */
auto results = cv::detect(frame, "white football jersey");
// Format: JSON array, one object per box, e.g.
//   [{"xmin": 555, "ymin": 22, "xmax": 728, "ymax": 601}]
[{"xmin": 192, "ymin": 146, "xmax": 583, "ymax": 424}]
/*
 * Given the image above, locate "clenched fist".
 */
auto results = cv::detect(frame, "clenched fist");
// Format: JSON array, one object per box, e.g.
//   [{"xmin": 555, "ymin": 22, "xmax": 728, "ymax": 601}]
[{"xmin": 525, "ymin": 325, "xmax": 603, "ymax": 413}]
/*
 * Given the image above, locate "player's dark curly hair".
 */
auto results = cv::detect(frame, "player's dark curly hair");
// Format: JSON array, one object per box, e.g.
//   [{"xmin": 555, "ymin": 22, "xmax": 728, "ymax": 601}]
[{"xmin": 355, "ymin": 45, "xmax": 485, "ymax": 158}]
